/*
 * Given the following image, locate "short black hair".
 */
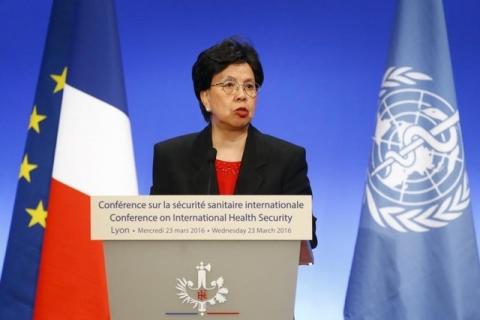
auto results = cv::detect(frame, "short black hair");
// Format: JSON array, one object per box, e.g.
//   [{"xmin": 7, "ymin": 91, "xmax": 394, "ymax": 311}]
[{"xmin": 192, "ymin": 37, "xmax": 264, "ymax": 122}]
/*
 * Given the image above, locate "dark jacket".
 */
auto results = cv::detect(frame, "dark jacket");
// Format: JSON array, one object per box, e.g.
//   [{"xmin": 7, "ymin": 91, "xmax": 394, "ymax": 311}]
[{"xmin": 150, "ymin": 125, "xmax": 317, "ymax": 248}]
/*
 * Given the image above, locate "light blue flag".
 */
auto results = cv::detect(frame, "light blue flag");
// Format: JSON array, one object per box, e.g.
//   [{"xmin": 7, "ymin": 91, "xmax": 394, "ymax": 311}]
[{"xmin": 344, "ymin": 0, "xmax": 480, "ymax": 319}]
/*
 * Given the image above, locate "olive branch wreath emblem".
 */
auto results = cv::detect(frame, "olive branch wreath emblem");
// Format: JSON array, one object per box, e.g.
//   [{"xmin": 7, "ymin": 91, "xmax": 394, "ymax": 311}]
[
  {"xmin": 379, "ymin": 66, "xmax": 431, "ymax": 97},
  {"xmin": 368, "ymin": 66, "xmax": 470, "ymax": 233},
  {"xmin": 366, "ymin": 174, "xmax": 470, "ymax": 233}
]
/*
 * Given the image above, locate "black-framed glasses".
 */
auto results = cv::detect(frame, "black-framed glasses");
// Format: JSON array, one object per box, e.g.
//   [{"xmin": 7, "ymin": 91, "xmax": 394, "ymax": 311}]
[{"xmin": 211, "ymin": 80, "xmax": 260, "ymax": 98}]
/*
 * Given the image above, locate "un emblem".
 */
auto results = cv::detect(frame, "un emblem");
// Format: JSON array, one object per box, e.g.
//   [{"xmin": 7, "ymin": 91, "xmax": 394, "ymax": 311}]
[{"xmin": 366, "ymin": 67, "xmax": 470, "ymax": 232}]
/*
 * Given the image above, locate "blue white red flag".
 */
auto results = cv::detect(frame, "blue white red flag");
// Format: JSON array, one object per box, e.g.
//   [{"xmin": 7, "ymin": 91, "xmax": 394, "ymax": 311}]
[
  {"xmin": 344, "ymin": 0, "xmax": 480, "ymax": 319},
  {"xmin": 0, "ymin": 1, "xmax": 137, "ymax": 319}
]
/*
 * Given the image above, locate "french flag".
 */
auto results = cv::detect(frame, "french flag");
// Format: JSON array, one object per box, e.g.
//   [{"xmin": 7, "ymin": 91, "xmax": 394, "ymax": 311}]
[
  {"xmin": 0, "ymin": 0, "xmax": 137, "ymax": 319},
  {"xmin": 34, "ymin": 1, "xmax": 137, "ymax": 318},
  {"xmin": 34, "ymin": 1, "xmax": 138, "ymax": 318}
]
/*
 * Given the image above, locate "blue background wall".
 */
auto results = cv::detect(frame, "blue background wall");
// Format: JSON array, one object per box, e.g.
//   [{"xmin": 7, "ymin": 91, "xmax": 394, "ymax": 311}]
[{"xmin": 1, "ymin": 1, "xmax": 479, "ymax": 319}]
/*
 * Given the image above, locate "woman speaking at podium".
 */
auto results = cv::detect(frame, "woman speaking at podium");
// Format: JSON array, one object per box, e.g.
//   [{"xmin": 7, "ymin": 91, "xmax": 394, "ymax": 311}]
[{"xmin": 150, "ymin": 37, "xmax": 317, "ymax": 249}]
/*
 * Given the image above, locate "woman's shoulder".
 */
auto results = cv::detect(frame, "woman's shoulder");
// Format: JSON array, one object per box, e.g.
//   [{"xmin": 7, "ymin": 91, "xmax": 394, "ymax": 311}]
[
  {"xmin": 253, "ymin": 128, "xmax": 306, "ymax": 156},
  {"xmin": 153, "ymin": 132, "xmax": 199, "ymax": 154}
]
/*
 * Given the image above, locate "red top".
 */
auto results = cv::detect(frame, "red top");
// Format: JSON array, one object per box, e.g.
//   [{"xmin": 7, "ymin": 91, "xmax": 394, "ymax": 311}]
[{"xmin": 215, "ymin": 159, "xmax": 241, "ymax": 195}]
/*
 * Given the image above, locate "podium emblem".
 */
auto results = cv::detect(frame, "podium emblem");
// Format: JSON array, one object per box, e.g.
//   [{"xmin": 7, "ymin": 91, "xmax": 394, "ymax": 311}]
[{"xmin": 175, "ymin": 262, "xmax": 231, "ymax": 317}]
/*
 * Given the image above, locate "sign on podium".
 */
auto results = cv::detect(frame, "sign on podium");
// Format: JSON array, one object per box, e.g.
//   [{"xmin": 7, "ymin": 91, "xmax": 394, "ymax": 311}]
[{"xmin": 91, "ymin": 195, "xmax": 313, "ymax": 320}]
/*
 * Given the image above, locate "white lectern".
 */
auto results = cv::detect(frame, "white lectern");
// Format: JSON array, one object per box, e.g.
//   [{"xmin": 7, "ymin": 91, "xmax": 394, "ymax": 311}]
[{"xmin": 92, "ymin": 195, "xmax": 313, "ymax": 320}]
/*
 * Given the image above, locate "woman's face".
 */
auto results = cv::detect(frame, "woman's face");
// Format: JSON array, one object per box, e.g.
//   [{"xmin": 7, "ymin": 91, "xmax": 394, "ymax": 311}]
[{"xmin": 200, "ymin": 63, "xmax": 257, "ymax": 131}]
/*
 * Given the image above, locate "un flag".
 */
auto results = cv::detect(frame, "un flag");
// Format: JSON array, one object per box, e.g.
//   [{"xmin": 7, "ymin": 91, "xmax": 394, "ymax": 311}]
[{"xmin": 344, "ymin": 0, "xmax": 480, "ymax": 319}]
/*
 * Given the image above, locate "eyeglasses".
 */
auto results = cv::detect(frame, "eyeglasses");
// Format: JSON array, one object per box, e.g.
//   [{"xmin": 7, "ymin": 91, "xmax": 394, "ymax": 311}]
[{"xmin": 211, "ymin": 80, "xmax": 260, "ymax": 98}]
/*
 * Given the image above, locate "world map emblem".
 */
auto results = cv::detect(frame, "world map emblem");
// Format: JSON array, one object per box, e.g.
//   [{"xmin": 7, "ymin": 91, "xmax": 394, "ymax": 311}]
[{"xmin": 366, "ymin": 67, "xmax": 470, "ymax": 232}]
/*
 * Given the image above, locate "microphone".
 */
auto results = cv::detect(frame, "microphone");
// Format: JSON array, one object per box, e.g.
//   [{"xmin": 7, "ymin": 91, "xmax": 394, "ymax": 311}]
[{"xmin": 206, "ymin": 148, "xmax": 217, "ymax": 195}]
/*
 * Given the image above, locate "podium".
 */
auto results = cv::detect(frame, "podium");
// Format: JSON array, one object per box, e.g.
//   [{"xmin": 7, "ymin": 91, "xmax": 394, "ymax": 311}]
[{"xmin": 92, "ymin": 195, "xmax": 313, "ymax": 320}]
